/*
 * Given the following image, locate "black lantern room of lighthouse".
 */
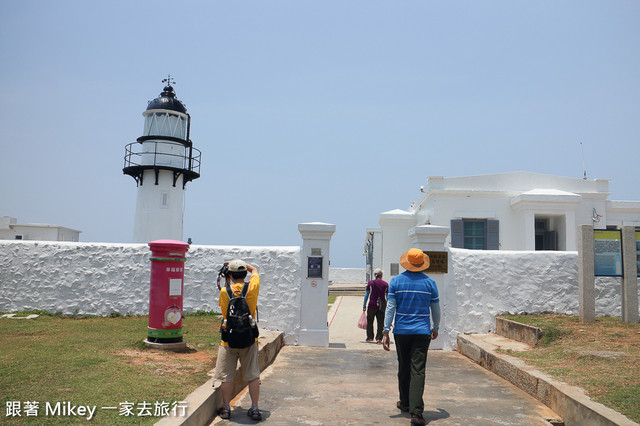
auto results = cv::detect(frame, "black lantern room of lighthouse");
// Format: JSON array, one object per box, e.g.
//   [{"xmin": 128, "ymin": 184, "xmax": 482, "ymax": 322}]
[{"xmin": 123, "ymin": 79, "xmax": 201, "ymax": 188}]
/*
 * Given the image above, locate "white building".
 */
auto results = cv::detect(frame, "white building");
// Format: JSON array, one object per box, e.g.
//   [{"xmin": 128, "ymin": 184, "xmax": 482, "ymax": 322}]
[
  {"xmin": 366, "ymin": 172, "xmax": 640, "ymax": 278},
  {"xmin": 0, "ymin": 216, "xmax": 81, "ymax": 242}
]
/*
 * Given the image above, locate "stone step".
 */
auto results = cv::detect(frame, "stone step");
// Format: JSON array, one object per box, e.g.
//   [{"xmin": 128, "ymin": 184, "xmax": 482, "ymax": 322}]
[{"xmin": 328, "ymin": 284, "xmax": 366, "ymax": 296}]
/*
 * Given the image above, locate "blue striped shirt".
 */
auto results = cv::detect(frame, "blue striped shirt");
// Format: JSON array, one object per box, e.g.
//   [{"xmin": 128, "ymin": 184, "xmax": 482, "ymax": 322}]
[{"xmin": 386, "ymin": 271, "xmax": 439, "ymax": 335}]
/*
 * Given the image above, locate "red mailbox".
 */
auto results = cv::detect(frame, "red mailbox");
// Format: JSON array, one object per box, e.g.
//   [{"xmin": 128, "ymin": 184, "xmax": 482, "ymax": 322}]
[{"xmin": 147, "ymin": 240, "xmax": 190, "ymax": 343}]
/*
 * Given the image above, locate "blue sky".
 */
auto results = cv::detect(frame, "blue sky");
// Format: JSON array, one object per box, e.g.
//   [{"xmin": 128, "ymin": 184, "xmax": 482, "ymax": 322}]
[{"xmin": 1, "ymin": 1, "xmax": 638, "ymax": 267}]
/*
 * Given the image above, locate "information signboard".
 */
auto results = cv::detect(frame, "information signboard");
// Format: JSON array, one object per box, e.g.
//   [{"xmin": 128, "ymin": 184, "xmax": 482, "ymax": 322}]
[
  {"xmin": 423, "ymin": 251, "xmax": 448, "ymax": 274},
  {"xmin": 307, "ymin": 256, "xmax": 323, "ymax": 279},
  {"xmin": 594, "ymin": 230, "xmax": 623, "ymax": 277}
]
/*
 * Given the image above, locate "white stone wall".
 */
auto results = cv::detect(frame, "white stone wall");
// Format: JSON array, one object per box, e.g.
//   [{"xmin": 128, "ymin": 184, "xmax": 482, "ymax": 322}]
[
  {"xmin": 2, "ymin": 241, "xmax": 637, "ymax": 350},
  {"xmin": 329, "ymin": 268, "xmax": 366, "ymax": 284},
  {"xmin": 0, "ymin": 241, "xmax": 302, "ymax": 344},
  {"xmin": 186, "ymin": 244, "xmax": 302, "ymax": 345},
  {"xmin": 439, "ymin": 248, "xmax": 636, "ymax": 350}
]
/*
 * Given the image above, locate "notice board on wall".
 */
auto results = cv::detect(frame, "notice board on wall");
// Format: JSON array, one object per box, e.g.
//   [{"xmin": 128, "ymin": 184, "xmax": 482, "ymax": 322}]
[
  {"xmin": 423, "ymin": 251, "xmax": 448, "ymax": 274},
  {"xmin": 307, "ymin": 256, "xmax": 323, "ymax": 279},
  {"xmin": 594, "ymin": 230, "xmax": 623, "ymax": 277}
]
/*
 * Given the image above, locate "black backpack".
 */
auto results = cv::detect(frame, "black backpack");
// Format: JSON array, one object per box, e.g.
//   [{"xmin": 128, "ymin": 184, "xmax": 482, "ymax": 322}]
[{"xmin": 221, "ymin": 281, "xmax": 259, "ymax": 348}]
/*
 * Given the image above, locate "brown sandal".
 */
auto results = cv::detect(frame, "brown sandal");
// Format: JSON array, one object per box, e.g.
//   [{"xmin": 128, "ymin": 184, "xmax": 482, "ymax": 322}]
[
  {"xmin": 411, "ymin": 413, "xmax": 426, "ymax": 425},
  {"xmin": 218, "ymin": 405, "xmax": 231, "ymax": 419},
  {"xmin": 247, "ymin": 407, "xmax": 262, "ymax": 420},
  {"xmin": 396, "ymin": 401, "xmax": 409, "ymax": 412}
]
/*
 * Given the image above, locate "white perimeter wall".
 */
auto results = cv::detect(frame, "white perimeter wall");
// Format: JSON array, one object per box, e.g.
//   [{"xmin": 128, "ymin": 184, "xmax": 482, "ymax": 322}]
[
  {"xmin": 0, "ymin": 241, "xmax": 302, "ymax": 345},
  {"xmin": 439, "ymin": 248, "xmax": 638, "ymax": 350},
  {"xmin": 1, "ymin": 242, "xmax": 637, "ymax": 350},
  {"xmin": 329, "ymin": 268, "xmax": 366, "ymax": 284}
]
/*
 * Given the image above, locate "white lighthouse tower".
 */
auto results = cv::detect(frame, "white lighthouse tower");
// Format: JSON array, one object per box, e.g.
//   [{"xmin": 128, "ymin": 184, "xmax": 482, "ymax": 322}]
[{"xmin": 123, "ymin": 77, "xmax": 201, "ymax": 243}]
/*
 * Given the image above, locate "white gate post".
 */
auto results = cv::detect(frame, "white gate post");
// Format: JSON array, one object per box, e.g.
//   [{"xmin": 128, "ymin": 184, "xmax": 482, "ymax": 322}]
[
  {"xmin": 409, "ymin": 225, "xmax": 451, "ymax": 349},
  {"xmin": 298, "ymin": 222, "xmax": 336, "ymax": 347},
  {"xmin": 409, "ymin": 225, "xmax": 450, "ymax": 252}
]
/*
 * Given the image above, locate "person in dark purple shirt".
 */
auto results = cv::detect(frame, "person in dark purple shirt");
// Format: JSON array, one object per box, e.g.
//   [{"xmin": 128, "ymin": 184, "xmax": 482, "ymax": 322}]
[{"xmin": 363, "ymin": 268, "xmax": 389, "ymax": 343}]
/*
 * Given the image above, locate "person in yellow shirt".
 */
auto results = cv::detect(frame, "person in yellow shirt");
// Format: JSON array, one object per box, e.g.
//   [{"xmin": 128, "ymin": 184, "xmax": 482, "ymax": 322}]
[{"xmin": 213, "ymin": 259, "xmax": 261, "ymax": 420}]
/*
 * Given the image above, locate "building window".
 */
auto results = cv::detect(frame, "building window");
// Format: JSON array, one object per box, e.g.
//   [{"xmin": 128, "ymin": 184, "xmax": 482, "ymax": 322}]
[
  {"xmin": 14, "ymin": 235, "xmax": 22, "ymax": 240},
  {"xmin": 390, "ymin": 263, "xmax": 399, "ymax": 276},
  {"xmin": 451, "ymin": 219, "xmax": 499, "ymax": 250},
  {"xmin": 463, "ymin": 220, "xmax": 486, "ymax": 249},
  {"xmin": 534, "ymin": 215, "xmax": 566, "ymax": 250},
  {"xmin": 535, "ymin": 218, "xmax": 558, "ymax": 250}
]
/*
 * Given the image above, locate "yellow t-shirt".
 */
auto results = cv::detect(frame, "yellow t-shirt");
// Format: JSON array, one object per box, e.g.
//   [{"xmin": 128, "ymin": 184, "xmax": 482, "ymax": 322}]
[{"xmin": 219, "ymin": 273, "xmax": 260, "ymax": 347}]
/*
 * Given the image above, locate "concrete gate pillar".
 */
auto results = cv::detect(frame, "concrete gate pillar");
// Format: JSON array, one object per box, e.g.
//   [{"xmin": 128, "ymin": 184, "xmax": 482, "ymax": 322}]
[
  {"xmin": 621, "ymin": 226, "xmax": 639, "ymax": 323},
  {"xmin": 298, "ymin": 222, "xmax": 336, "ymax": 347},
  {"xmin": 409, "ymin": 225, "xmax": 450, "ymax": 252},
  {"xmin": 409, "ymin": 225, "xmax": 450, "ymax": 350}
]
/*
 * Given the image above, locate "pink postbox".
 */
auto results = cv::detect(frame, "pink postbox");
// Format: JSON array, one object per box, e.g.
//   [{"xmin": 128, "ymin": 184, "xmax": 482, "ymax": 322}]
[{"xmin": 147, "ymin": 240, "xmax": 190, "ymax": 343}]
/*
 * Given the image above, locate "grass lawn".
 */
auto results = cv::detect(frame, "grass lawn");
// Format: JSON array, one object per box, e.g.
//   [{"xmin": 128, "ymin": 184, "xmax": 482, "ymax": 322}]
[
  {"xmin": 0, "ymin": 311, "xmax": 222, "ymax": 425},
  {"xmin": 328, "ymin": 294, "xmax": 337, "ymax": 308},
  {"xmin": 500, "ymin": 314, "xmax": 640, "ymax": 423}
]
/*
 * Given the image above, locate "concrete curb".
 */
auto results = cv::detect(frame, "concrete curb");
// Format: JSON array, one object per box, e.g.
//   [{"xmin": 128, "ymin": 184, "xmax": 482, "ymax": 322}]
[
  {"xmin": 496, "ymin": 317, "xmax": 543, "ymax": 346},
  {"xmin": 457, "ymin": 333, "xmax": 638, "ymax": 426},
  {"xmin": 155, "ymin": 330, "xmax": 285, "ymax": 426}
]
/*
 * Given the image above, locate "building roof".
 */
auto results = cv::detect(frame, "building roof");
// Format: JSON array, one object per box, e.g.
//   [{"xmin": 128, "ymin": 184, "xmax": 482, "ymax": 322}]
[
  {"xmin": 0, "ymin": 217, "xmax": 81, "ymax": 233},
  {"xmin": 510, "ymin": 189, "xmax": 582, "ymax": 209},
  {"xmin": 11, "ymin": 223, "xmax": 82, "ymax": 233},
  {"xmin": 412, "ymin": 171, "xmax": 612, "ymax": 212},
  {"xmin": 146, "ymin": 84, "xmax": 187, "ymax": 114},
  {"xmin": 427, "ymin": 171, "xmax": 609, "ymax": 193}
]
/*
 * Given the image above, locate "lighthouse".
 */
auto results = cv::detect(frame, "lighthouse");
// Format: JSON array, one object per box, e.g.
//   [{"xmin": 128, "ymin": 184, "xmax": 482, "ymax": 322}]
[{"xmin": 123, "ymin": 77, "xmax": 201, "ymax": 243}]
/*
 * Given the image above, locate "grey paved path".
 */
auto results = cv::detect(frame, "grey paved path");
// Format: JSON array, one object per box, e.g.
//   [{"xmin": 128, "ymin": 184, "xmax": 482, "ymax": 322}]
[{"xmin": 212, "ymin": 296, "xmax": 559, "ymax": 425}]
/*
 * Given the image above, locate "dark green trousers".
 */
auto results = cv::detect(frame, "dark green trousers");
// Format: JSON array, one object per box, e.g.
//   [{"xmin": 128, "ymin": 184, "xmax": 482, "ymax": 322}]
[{"xmin": 394, "ymin": 334, "xmax": 431, "ymax": 415}]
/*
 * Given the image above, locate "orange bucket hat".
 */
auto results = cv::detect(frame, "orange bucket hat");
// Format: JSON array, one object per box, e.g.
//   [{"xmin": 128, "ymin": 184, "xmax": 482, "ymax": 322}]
[{"xmin": 399, "ymin": 248, "xmax": 430, "ymax": 272}]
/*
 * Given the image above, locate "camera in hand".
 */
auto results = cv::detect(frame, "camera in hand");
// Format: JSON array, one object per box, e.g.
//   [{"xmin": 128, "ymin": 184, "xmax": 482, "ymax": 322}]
[{"xmin": 216, "ymin": 261, "xmax": 229, "ymax": 290}]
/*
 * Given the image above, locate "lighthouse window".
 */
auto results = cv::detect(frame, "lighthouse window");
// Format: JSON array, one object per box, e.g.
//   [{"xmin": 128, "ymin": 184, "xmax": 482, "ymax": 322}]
[
  {"xmin": 144, "ymin": 113, "xmax": 187, "ymax": 139},
  {"xmin": 167, "ymin": 116, "xmax": 186, "ymax": 138},
  {"xmin": 161, "ymin": 192, "xmax": 169, "ymax": 208}
]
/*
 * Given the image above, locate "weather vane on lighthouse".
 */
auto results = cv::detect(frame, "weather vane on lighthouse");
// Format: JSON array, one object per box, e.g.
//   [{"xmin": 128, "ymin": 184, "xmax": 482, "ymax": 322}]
[
  {"xmin": 123, "ymin": 76, "xmax": 202, "ymax": 243},
  {"xmin": 162, "ymin": 74, "xmax": 176, "ymax": 86}
]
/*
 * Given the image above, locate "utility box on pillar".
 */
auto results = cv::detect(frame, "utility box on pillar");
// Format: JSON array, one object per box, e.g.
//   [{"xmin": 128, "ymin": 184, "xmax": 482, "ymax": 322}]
[{"xmin": 145, "ymin": 239, "xmax": 190, "ymax": 350}]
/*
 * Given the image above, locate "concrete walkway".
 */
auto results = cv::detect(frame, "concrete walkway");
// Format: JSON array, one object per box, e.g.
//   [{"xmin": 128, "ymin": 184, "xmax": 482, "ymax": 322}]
[{"xmin": 211, "ymin": 296, "xmax": 560, "ymax": 425}]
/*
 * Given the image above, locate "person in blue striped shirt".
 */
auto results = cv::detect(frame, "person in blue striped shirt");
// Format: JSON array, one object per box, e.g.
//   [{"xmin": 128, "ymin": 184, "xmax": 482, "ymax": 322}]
[{"xmin": 382, "ymin": 248, "xmax": 441, "ymax": 426}]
